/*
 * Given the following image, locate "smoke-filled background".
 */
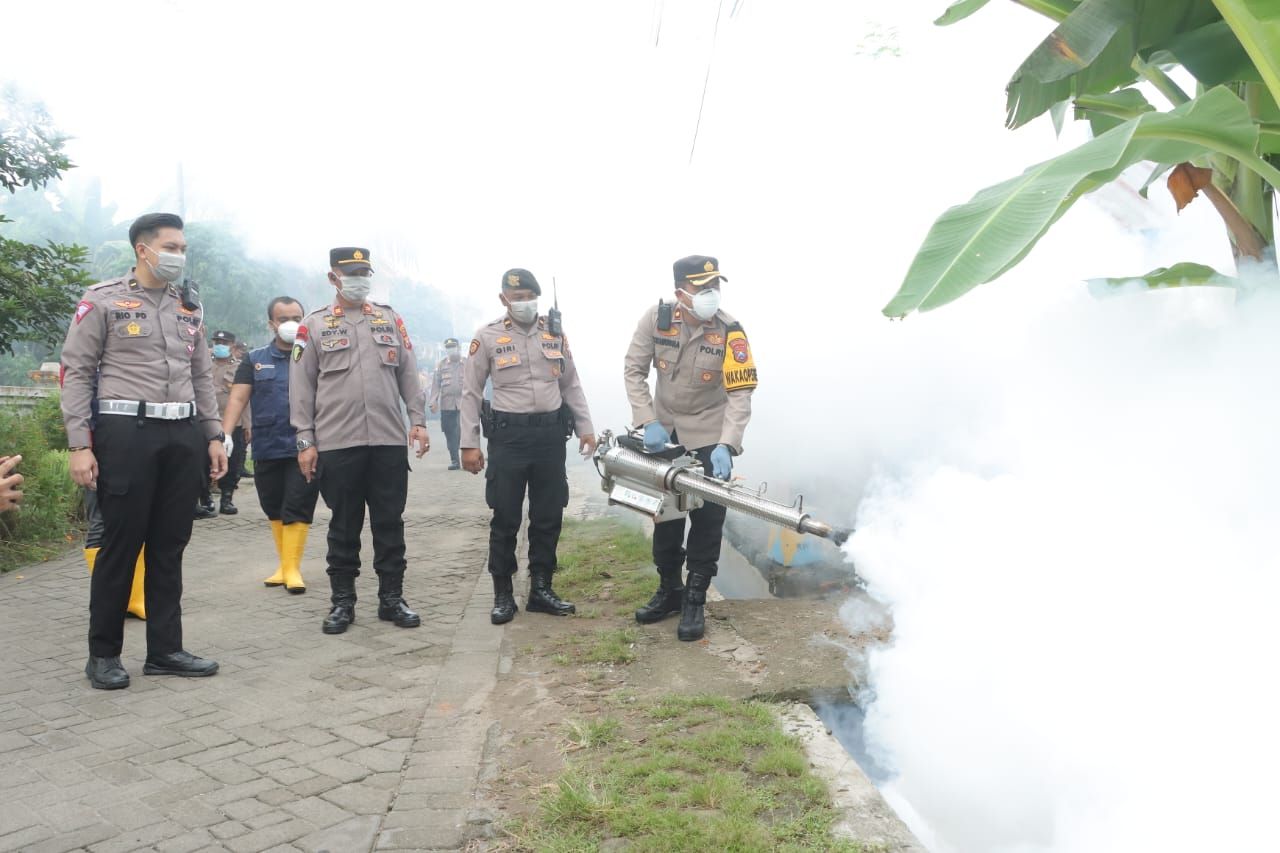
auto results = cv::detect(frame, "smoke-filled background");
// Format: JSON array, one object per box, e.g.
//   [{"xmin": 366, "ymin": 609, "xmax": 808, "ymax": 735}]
[{"xmin": 4, "ymin": 1, "xmax": 1275, "ymax": 850}]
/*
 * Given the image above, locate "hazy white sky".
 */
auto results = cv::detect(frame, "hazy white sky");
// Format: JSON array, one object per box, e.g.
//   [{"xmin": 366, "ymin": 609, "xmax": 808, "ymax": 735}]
[{"xmin": 1, "ymin": 0, "xmax": 1235, "ymax": 434}]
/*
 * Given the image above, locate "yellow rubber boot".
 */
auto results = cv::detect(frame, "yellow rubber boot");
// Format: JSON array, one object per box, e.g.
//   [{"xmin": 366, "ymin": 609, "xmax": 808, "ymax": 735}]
[
  {"xmin": 84, "ymin": 546, "xmax": 100, "ymax": 574},
  {"xmin": 126, "ymin": 549, "xmax": 147, "ymax": 620},
  {"xmin": 263, "ymin": 519, "xmax": 286, "ymax": 587},
  {"xmin": 282, "ymin": 523, "xmax": 308, "ymax": 594}
]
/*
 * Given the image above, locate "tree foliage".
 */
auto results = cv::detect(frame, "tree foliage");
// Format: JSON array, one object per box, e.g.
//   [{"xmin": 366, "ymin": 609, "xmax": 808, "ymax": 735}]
[{"xmin": 0, "ymin": 87, "xmax": 91, "ymax": 354}]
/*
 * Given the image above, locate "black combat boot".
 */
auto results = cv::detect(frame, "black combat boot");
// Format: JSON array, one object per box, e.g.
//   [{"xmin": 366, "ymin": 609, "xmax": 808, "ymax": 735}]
[
  {"xmin": 193, "ymin": 499, "xmax": 217, "ymax": 520},
  {"xmin": 527, "ymin": 572, "xmax": 575, "ymax": 616},
  {"xmin": 677, "ymin": 572, "xmax": 713, "ymax": 641},
  {"xmin": 490, "ymin": 574, "xmax": 518, "ymax": 625},
  {"xmin": 322, "ymin": 576, "xmax": 357, "ymax": 635},
  {"xmin": 634, "ymin": 566, "xmax": 685, "ymax": 624},
  {"xmin": 219, "ymin": 493, "xmax": 238, "ymax": 515},
  {"xmin": 376, "ymin": 575, "xmax": 421, "ymax": 628}
]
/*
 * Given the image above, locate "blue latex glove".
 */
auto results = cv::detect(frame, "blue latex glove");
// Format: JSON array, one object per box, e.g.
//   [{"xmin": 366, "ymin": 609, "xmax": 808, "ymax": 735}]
[
  {"xmin": 643, "ymin": 421, "xmax": 671, "ymax": 452},
  {"xmin": 710, "ymin": 444, "xmax": 733, "ymax": 480}
]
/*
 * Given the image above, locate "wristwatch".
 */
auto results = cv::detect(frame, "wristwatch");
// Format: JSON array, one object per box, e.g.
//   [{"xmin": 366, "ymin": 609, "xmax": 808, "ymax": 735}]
[
  {"xmin": 210, "ymin": 431, "xmax": 226, "ymax": 443},
  {"xmin": 296, "ymin": 438, "xmax": 315, "ymax": 452}
]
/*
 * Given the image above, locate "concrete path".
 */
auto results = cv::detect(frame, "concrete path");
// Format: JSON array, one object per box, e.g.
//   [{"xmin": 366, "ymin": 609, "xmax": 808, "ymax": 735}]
[{"xmin": 0, "ymin": 422, "xmax": 510, "ymax": 853}]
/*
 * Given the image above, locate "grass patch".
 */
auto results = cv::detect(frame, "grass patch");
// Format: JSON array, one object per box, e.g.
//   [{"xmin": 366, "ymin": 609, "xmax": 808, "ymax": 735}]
[
  {"xmin": 584, "ymin": 628, "xmax": 638, "ymax": 665},
  {"xmin": 555, "ymin": 517, "xmax": 657, "ymax": 617},
  {"xmin": 505, "ymin": 694, "xmax": 869, "ymax": 852},
  {"xmin": 552, "ymin": 627, "xmax": 639, "ymax": 667},
  {"xmin": 565, "ymin": 717, "xmax": 623, "ymax": 749}
]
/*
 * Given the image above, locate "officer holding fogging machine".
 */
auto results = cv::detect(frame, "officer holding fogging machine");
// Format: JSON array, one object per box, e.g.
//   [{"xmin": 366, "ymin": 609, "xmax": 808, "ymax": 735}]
[
  {"xmin": 459, "ymin": 269, "xmax": 596, "ymax": 625},
  {"xmin": 623, "ymin": 255, "xmax": 757, "ymax": 641}
]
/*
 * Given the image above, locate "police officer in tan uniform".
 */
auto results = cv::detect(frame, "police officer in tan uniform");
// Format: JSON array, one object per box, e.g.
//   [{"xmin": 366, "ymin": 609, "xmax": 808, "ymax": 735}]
[
  {"xmin": 203, "ymin": 330, "xmax": 251, "ymax": 516},
  {"xmin": 61, "ymin": 212, "xmax": 226, "ymax": 689},
  {"xmin": 290, "ymin": 247, "xmax": 429, "ymax": 635},
  {"xmin": 430, "ymin": 338, "xmax": 465, "ymax": 470},
  {"xmin": 460, "ymin": 269, "xmax": 596, "ymax": 625},
  {"xmin": 623, "ymin": 255, "xmax": 757, "ymax": 641}
]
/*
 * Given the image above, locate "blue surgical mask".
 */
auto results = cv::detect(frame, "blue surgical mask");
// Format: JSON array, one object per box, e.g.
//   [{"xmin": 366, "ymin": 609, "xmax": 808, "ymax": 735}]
[{"xmin": 212, "ymin": 344, "xmax": 232, "ymax": 359}]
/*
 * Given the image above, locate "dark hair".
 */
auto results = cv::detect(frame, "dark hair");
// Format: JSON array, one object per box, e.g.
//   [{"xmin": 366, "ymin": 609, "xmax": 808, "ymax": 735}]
[
  {"xmin": 128, "ymin": 212, "xmax": 184, "ymax": 248},
  {"xmin": 267, "ymin": 296, "xmax": 304, "ymax": 319}
]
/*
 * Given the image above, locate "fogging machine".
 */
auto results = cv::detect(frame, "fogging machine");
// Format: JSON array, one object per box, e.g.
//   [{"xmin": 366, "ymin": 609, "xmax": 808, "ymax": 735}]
[{"xmin": 593, "ymin": 429, "xmax": 851, "ymax": 545}]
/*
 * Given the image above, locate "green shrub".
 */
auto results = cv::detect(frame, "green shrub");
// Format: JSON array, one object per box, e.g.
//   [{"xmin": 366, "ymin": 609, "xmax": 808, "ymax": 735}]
[{"xmin": 0, "ymin": 393, "xmax": 83, "ymax": 572}]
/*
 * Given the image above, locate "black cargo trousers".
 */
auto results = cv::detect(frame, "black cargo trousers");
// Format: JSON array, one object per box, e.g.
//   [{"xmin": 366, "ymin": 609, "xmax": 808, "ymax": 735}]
[{"xmin": 484, "ymin": 411, "xmax": 570, "ymax": 578}]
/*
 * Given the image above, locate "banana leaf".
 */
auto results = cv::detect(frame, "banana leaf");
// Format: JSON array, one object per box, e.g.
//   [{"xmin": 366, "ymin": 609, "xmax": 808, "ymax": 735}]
[
  {"xmin": 1147, "ymin": 20, "xmax": 1263, "ymax": 85},
  {"xmin": 1086, "ymin": 262, "xmax": 1237, "ymax": 297},
  {"xmin": 1074, "ymin": 87, "xmax": 1156, "ymax": 135},
  {"xmin": 1006, "ymin": 0, "xmax": 1221, "ymax": 128},
  {"xmin": 1213, "ymin": 0, "xmax": 1280, "ymax": 109},
  {"xmin": 883, "ymin": 86, "xmax": 1280, "ymax": 316},
  {"xmin": 935, "ymin": 0, "xmax": 993, "ymax": 25}
]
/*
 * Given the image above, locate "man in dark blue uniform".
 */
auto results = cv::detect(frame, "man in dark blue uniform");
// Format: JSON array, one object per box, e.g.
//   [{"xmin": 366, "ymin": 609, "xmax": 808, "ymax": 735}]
[{"xmin": 221, "ymin": 296, "xmax": 319, "ymax": 593}]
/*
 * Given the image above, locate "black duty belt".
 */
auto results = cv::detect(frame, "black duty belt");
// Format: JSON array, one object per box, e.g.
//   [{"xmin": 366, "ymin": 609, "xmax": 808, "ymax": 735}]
[{"xmin": 491, "ymin": 409, "xmax": 562, "ymax": 428}]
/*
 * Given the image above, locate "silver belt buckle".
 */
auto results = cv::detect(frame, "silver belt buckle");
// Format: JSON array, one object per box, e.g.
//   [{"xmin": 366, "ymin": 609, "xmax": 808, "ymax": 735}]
[{"xmin": 159, "ymin": 402, "xmax": 182, "ymax": 419}]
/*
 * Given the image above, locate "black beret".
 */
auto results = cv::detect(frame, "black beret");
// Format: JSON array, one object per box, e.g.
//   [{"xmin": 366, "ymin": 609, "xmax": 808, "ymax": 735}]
[
  {"xmin": 501, "ymin": 268, "xmax": 541, "ymax": 296},
  {"xmin": 212, "ymin": 330, "xmax": 236, "ymax": 342},
  {"xmin": 444, "ymin": 337, "xmax": 460, "ymax": 347}
]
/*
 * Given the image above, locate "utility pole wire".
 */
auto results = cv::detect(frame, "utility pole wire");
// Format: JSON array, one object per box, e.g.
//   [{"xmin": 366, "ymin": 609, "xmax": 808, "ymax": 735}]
[{"xmin": 688, "ymin": 0, "xmax": 727, "ymax": 164}]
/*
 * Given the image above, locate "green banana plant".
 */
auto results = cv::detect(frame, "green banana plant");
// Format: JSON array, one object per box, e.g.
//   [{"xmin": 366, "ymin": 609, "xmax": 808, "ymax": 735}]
[{"xmin": 885, "ymin": 0, "xmax": 1280, "ymax": 317}]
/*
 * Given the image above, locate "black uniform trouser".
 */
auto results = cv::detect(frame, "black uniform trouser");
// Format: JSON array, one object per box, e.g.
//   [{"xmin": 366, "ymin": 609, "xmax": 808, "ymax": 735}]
[
  {"xmin": 440, "ymin": 409, "xmax": 461, "ymax": 463},
  {"xmin": 653, "ymin": 443, "xmax": 728, "ymax": 578},
  {"xmin": 484, "ymin": 422, "xmax": 569, "ymax": 578},
  {"xmin": 253, "ymin": 457, "xmax": 320, "ymax": 524},
  {"xmin": 317, "ymin": 445, "xmax": 409, "ymax": 586},
  {"xmin": 90, "ymin": 416, "xmax": 204, "ymax": 657},
  {"xmin": 216, "ymin": 426, "xmax": 245, "ymax": 497}
]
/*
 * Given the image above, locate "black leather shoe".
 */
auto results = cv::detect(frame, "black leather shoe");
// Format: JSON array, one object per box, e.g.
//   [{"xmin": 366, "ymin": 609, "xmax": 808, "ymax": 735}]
[
  {"xmin": 490, "ymin": 575, "xmax": 518, "ymax": 625},
  {"xmin": 377, "ymin": 597, "xmax": 421, "ymax": 628},
  {"xmin": 193, "ymin": 502, "xmax": 217, "ymax": 520},
  {"xmin": 85, "ymin": 656, "xmax": 130, "ymax": 690},
  {"xmin": 635, "ymin": 569, "xmax": 685, "ymax": 624},
  {"xmin": 527, "ymin": 573, "xmax": 575, "ymax": 616},
  {"xmin": 143, "ymin": 650, "xmax": 219, "ymax": 677},
  {"xmin": 323, "ymin": 604, "xmax": 355, "ymax": 634},
  {"xmin": 219, "ymin": 496, "xmax": 238, "ymax": 515}
]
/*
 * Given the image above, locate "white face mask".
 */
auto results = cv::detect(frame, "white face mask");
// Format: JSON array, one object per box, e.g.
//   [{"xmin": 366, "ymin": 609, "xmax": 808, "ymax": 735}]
[
  {"xmin": 338, "ymin": 275, "xmax": 372, "ymax": 303},
  {"xmin": 275, "ymin": 320, "xmax": 300, "ymax": 344},
  {"xmin": 507, "ymin": 299, "xmax": 538, "ymax": 324},
  {"xmin": 144, "ymin": 245, "xmax": 186, "ymax": 283},
  {"xmin": 445, "ymin": 347, "xmax": 460, "ymax": 360},
  {"xmin": 685, "ymin": 287, "xmax": 721, "ymax": 320}
]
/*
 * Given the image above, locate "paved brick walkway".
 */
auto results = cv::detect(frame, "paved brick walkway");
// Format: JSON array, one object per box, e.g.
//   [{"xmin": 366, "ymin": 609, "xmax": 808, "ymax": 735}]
[{"xmin": 0, "ymin": 423, "xmax": 516, "ymax": 853}]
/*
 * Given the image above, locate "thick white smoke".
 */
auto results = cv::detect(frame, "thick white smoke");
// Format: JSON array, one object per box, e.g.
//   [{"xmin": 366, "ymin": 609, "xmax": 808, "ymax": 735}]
[{"xmin": 843, "ymin": 282, "xmax": 1280, "ymax": 852}]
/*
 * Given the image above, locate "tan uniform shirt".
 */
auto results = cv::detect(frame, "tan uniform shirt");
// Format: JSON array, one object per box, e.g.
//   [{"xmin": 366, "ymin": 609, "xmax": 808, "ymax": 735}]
[
  {"xmin": 60, "ymin": 271, "xmax": 221, "ymax": 447},
  {"xmin": 429, "ymin": 357, "xmax": 465, "ymax": 411},
  {"xmin": 289, "ymin": 300, "xmax": 425, "ymax": 452},
  {"xmin": 623, "ymin": 303, "xmax": 756, "ymax": 453},
  {"xmin": 460, "ymin": 315, "xmax": 594, "ymax": 450},
  {"xmin": 211, "ymin": 357, "xmax": 251, "ymax": 430}
]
